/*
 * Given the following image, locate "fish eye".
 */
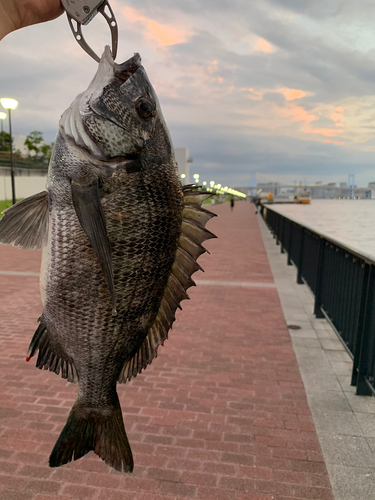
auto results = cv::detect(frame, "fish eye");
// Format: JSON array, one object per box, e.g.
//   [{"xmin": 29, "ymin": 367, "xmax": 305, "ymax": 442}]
[{"xmin": 136, "ymin": 98, "xmax": 155, "ymax": 118}]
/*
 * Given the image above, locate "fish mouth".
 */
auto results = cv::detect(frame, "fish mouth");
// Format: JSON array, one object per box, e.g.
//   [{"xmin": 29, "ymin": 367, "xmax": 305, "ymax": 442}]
[
  {"xmin": 113, "ymin": 53, "xmax": 142, "ymax": 83},
  {"xmin": 100, "ymin": 46, "xmax": 142, "ymax": 84},
  {"xmin": 89, "ymin": 50, "xmax": 143, "ymax": 135}
]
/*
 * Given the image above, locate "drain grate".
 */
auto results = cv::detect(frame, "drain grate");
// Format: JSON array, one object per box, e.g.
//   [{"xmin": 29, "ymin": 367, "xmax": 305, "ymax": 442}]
[{"xmin": 287, "ymin": 325, "xmax": 301, "ymax": 330}]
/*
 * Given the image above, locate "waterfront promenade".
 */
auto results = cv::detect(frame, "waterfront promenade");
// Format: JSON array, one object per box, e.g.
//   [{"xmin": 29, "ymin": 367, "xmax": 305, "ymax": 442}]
[{"xmin": 0, "ymin": 201, "xmax": 335, "ymax": 499}]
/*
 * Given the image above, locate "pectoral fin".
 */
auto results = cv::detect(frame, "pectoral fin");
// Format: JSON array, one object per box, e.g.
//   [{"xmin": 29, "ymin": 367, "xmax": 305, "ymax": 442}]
[
  {"xmin": 71, "ymin": 179, "xmax": 116, "ymax": 312},
  {"xmin": 0, "ymin": 191, "xmax": 48, "ymax": 250}
]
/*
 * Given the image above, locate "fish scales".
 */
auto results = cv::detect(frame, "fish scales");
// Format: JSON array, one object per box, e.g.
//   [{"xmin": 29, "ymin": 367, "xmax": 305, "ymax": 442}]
[
  {"xmin": 44, "ymin": 141, "xmax": 183, "ymax": 407},
  {"xmin": 0, "ymin": 47, "xmax": 216, "ymax": 473}
]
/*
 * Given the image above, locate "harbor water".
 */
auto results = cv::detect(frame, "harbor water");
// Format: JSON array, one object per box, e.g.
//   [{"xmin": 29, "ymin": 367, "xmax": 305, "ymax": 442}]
[{"xmin": 269, "ymin": 199, "xmax": 375, "ymax": 260}]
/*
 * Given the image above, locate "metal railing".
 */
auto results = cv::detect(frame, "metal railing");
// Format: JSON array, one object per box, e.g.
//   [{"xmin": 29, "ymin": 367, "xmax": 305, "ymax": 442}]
[
  {"xmin": 0, "ymin": 166, "xmax": 48, "ymax": 176},
  {"xmin": 261, "ymin": 204, "xmax": 375, "ymax": 396},
  {"xmin": 0, "ymin": 157, "xmax": 48, "ymax": 176}
]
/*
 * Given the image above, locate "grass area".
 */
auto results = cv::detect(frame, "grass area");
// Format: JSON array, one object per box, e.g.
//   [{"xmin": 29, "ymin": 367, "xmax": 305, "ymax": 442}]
[
  {"xmin": 0, "ymin": 199, "xmax": 22, "ymax": 218},
  {"xmin": 203, "ymin": 195, "xmax": 232, "ymax": 205}
]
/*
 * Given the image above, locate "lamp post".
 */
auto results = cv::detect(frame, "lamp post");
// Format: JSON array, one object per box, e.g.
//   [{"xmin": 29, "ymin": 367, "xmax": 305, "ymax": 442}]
[
  {"xmin": 1, "ymin": 98, "xmax": 18, "ymax": 204},
  {"xmin": 0, "ymin": 112, "xmax": 6, "ymax": 151}
]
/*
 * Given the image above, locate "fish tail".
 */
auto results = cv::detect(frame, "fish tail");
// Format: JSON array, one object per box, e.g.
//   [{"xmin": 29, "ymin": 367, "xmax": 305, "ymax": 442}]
[{"xmin": 49, "ymin": 395, "xmax": 134, "ymax": 473}]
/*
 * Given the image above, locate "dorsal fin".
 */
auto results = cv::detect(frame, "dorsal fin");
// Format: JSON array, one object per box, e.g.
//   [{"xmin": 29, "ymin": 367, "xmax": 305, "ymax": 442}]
[{"xmin": 118, "ymin": 186, "xmax": 216, "ymax": 383}]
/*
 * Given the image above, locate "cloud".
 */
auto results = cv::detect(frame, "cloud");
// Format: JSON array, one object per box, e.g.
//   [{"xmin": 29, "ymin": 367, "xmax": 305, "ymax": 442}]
[
  {"xmin": 278, "ymin": 104, "xmax": 316, "ymax": 124},
  {"xmin": 254, "ymin": 37, "xmax": 275, "ymax": 53},
  {"xmin": 324, "ymin": 139, "xmax": 346, "ymax": 145},
  {"xmin": 2, "ymin": 0, "xmax": 375, "ymax": 187},
  {"xmin": 263, "ymin": 92, "xmax": 285, "ymax": 105},
  {"xmin": 121, "ymin": 6, "xmax": 190, "ymax": 46},
  {"xmin": 278, "ymin": 88, "xmax": 312, "ymax": 101}
]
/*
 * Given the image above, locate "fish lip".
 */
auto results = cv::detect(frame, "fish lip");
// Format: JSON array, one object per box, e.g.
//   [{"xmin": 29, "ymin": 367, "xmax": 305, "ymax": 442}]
[{"xmin": 102, "ymin": 45, "xmax": 115, "ymax": 65}]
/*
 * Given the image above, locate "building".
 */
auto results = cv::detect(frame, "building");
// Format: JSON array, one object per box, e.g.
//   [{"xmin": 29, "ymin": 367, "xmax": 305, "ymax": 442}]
[
  {"xmin": 256, "ymin": 181, "xmax": 372, "ymax": 199},
  {"xmin": 256, "ymin": 182, "xmax": 282, "ymax": 197},
  {"xmin": 175, "ymin": 148, "xmax": 190, "ymax": 185},
  {"xmin": 13, "ymin": 134, "xmax": 29, "ymax": 157},
  {"xmin": 368, "ymin": 182, "xmax": 375, "ymax": 199}
]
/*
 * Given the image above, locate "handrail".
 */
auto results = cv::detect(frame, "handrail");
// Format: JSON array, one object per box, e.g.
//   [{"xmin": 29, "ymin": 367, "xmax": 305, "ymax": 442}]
[
  {"xmin": 263, "ymin": 204, "xmax": 375, "ymax": 265},
  {"xmin": 261, "ymin": 203, "xmax": 375, "ymax": 397}
]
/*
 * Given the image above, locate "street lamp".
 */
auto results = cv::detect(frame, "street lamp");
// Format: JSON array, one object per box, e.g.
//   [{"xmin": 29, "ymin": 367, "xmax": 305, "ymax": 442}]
[
  {"xmin": 0, "ymin": 112, "xmax": 6, "ymax": 151},
  {"xmin": 1, "ymin": 98, "xmax": 18, "ymax": 204}
]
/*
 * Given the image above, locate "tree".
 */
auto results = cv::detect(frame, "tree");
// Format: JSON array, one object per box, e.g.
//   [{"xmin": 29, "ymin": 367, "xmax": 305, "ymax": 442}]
[
  {"xmin": 41, "ymin": 142, "xmax": 53, "ymax": 161},
  {"xmin": 0, "ymin": 131, "xmax": 11, "ymax": 151},
  {"xmin": 25, "ymin": 131, "xmax": 44, "ymax": 157}
]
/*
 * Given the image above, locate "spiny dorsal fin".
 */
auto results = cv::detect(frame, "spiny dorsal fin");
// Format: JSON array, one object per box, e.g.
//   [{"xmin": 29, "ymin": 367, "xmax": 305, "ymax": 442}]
[
  {"xmin": 178, "ymin": 233, "xmax": 207, "ymax": 261},
  {"xmin": 0, "ymin": 191, "xmax": 49, "ymax": 250},
  {"xmin": 171, "ymin": 260, "xmax": 196, "ymax": 291},
  {"xmin": 118, "ymin": 186, "xmax": 216, "ymax": 384},
  {"xmin": 183, "ymin": 205, "xmax": 217, "ymax": 226},
  {"xmin": 182, "ymin": 187, "xmax": 212, "ymax": 206},
  {"xmin": 181, "ymin": 219, "xmax": 217, "ymax": 245}
]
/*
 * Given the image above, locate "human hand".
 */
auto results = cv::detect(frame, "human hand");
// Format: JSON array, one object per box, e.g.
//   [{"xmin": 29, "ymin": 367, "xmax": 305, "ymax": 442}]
[{"xmin": 0, "ymin": 0, "xmax": 63, "ymax": 40}]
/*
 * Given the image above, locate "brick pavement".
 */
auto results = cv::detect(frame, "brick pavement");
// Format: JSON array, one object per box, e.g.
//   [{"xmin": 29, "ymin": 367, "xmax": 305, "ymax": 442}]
[{"xmin": 0, "ymin": 200, "xmax": 334, "ymax": 500}]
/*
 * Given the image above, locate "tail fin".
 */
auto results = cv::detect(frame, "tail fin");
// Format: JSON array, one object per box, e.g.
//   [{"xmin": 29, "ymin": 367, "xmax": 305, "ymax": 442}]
[{"xmin": 49, "ymin": 395, "xmax": 134, "ymax": 473}]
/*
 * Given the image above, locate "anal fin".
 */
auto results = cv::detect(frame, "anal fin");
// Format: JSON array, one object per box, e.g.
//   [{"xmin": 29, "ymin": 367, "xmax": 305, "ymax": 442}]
[{"xmin": 27, "ymin": 319, "xmax": 78, "ymax": 383}]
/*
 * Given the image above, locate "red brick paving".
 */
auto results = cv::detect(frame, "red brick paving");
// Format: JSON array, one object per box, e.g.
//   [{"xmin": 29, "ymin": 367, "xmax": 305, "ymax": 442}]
[{"xmin": 0, "ymin": 200, "xmax": 334, "ymax": 499}]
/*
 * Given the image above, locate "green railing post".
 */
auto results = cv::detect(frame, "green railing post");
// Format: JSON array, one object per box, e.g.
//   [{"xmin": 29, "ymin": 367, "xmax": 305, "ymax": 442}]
[
  {"xmin": 287, "ymin": 222, "xmax": 293, "ymax": 266},
  {"xmin": 297, "ymin": 226, "xmax": 305, "ymax": 284},
  {"xmin": 352, "ymin": 263, "xmax": 372, "ymax": 391},
  {"xmin": 314, "ymin": 237, "xmax": 325, "ymax": 318},
  {"xmin": 280, "ymin": 216, "xmax": 285, "ymax": 253}
]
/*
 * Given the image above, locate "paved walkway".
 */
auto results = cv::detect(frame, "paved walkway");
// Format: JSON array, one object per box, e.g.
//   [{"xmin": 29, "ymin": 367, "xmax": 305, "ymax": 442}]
[{"xmin": 0, "ymin": 201, "xmax": 334, "ymax": 500}]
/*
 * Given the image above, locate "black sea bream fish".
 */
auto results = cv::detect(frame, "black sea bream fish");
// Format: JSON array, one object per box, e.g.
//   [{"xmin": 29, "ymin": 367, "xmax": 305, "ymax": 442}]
[{"xmin": 0, "ymin": 47, "xmax": 216, "ymax": 472}]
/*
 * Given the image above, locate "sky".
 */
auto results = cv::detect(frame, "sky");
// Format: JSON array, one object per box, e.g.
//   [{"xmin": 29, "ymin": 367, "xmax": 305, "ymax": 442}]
[{"xmin": 2, "ymin": 0, "xmax": 375, "ymax": 187}]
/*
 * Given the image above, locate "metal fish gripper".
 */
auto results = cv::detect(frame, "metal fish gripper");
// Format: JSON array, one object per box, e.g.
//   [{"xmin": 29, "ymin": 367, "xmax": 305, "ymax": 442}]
[{"xmin": 61, "ymin": 0, "xmax": 118, "ymax": 62}]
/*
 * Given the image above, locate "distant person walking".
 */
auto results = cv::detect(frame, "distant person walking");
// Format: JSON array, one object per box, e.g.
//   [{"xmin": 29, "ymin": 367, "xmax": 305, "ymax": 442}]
[
  {"xmin": 254, "ymin": 197, "xmax": 261, "ymax": 214},
  {"xmin": 230, "ymin": 196, "xmax": 235, "ymax": 211}
]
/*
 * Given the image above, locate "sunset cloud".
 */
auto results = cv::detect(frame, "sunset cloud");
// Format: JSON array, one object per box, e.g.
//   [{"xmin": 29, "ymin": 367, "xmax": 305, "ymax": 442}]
[
  {"xmin": 122, "ymin": 6, "xmax": 190, "ymax": 46},
  {"xmin": 278, "ymin": 88, "xmax": 312, "ymax": 101},
  {"xmin": 330, "ymin": 106, "xmax": 345, "ymax": 125},
  {"xmin": 306, "ymin": 127, "xmax": 342, "ymax": 138},
  {"xmin": 278, "ymin": 104, "xmax": 316, "ymax": 124},
  {"xmin": 324, "ymin": 139, "xmax": 346, "ymax": 145},
  {"xmin": 240, "ymin": 88, "xmax": 264, "ymax": 101},
  {"xmin": 254, "ymin": 37, "xmax": 274, "ymax": 53}
]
